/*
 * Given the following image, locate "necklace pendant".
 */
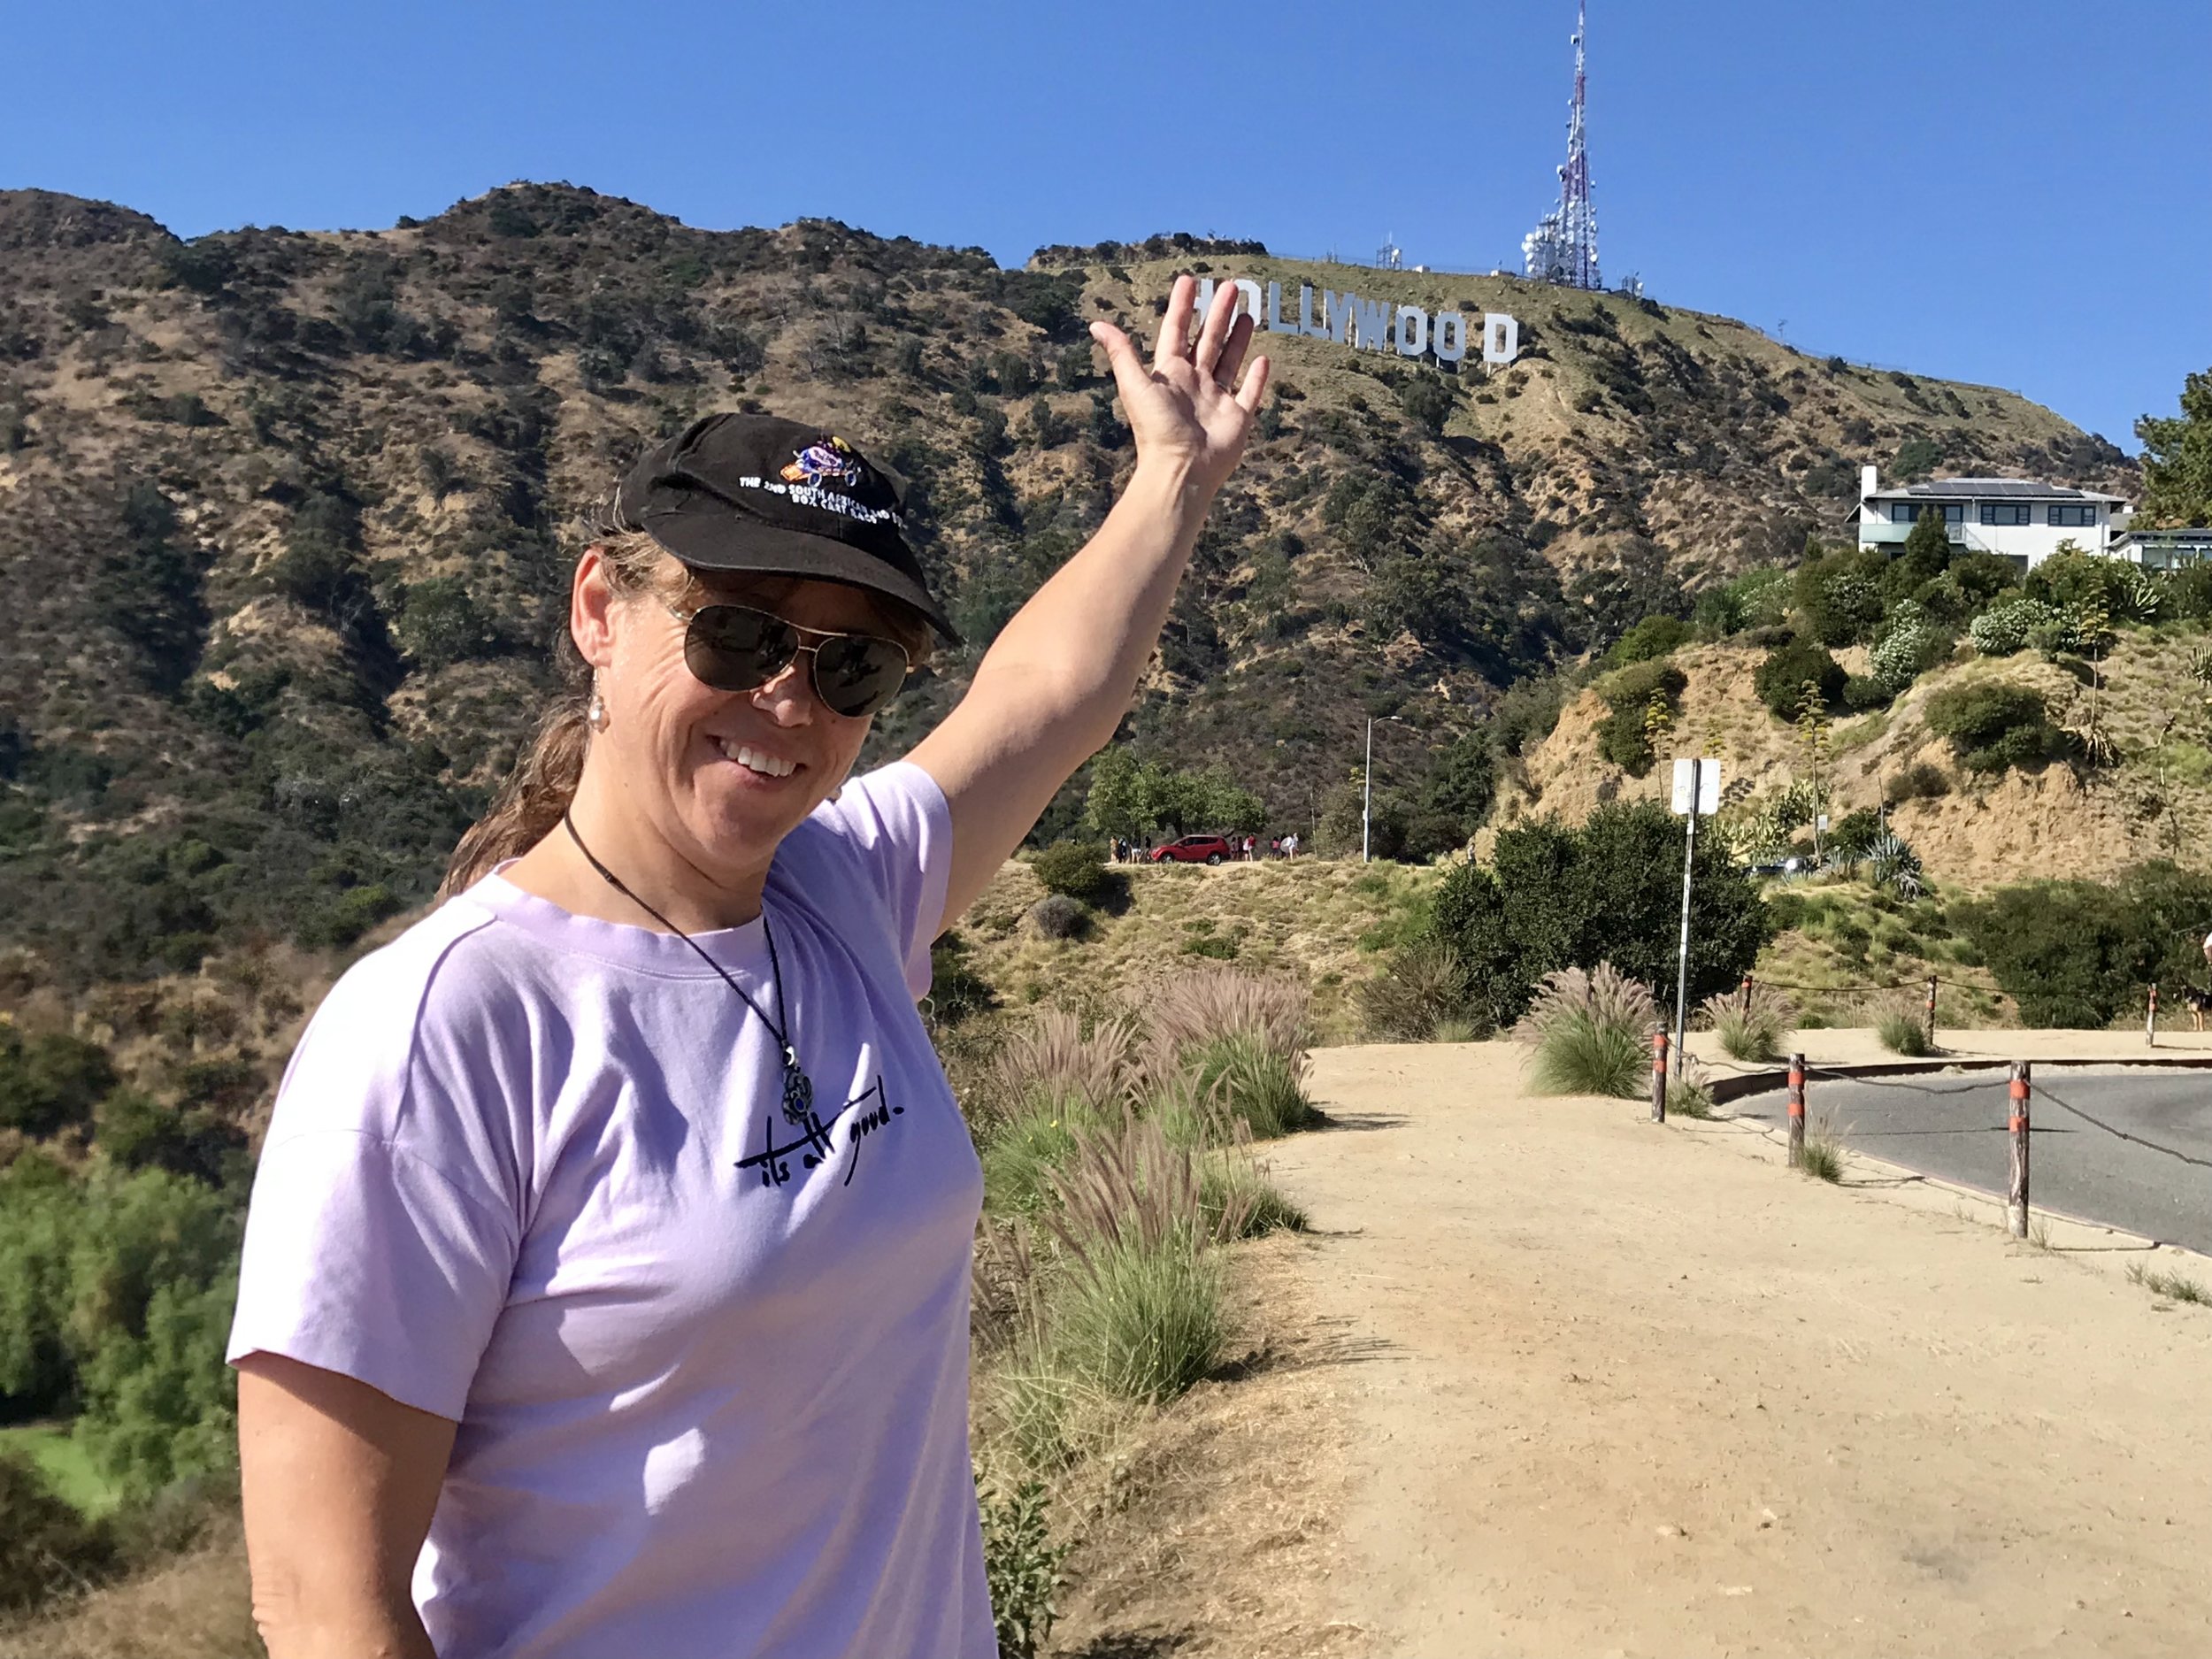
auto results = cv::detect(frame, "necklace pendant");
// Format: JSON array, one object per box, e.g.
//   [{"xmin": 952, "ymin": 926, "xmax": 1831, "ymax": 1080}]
[{"xmin": 779, "ymin": 1045, "xmax": 815, "ymax": 1126}]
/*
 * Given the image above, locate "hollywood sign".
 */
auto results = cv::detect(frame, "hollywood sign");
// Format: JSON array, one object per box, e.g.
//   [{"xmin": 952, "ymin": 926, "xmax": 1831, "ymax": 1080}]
[{"xmin": 1191, "ymin": 276, "xmax": 1520, "ymax": 368}]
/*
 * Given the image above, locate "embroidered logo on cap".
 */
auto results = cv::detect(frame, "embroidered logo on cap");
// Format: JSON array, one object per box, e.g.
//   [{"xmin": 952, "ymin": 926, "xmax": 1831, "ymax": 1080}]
[{"xmin": 780, "ymin": 436, "xmax": 864, "ymax": 490}]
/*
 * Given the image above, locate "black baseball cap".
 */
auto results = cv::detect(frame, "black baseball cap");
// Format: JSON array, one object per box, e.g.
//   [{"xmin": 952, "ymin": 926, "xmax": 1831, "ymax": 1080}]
[{"xmin": 611, "ymin": 412, "xmax": 958, "ymax": 644}]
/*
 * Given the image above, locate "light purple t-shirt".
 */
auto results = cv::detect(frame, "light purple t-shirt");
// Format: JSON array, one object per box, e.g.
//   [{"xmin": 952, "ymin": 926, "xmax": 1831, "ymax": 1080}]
[{"xmin": 227, "ymin": 762, "xmax": 993, "ymax": 1659}]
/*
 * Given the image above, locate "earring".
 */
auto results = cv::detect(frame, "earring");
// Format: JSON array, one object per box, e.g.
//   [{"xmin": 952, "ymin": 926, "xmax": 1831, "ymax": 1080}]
[{"xmin": 587, "ymin": 676, "xmax": 608, "ymax": 733}]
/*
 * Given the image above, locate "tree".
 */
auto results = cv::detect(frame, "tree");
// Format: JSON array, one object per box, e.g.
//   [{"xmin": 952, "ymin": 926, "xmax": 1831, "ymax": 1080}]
[
  {"xmin": 1428, "ymin": 803, "xmax": 1773, "ymax": 1027},
  {"xmin": 2137, "ymin": 366, "xmax": 2212, "ymax": 528},
  {"xmin": 1084, "ymin": 746, "xmax": 1144, "ymax": 841}
]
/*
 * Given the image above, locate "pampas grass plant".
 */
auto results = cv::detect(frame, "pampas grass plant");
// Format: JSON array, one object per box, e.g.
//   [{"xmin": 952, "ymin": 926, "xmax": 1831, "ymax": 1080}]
[
  {"xmin": 1514, "ymin": 964, "xmax": 1660, "ymax": 1098},
  {"xmin": 1701, "ymin": 982, "xmax": 1793, "ymax": 1064}
]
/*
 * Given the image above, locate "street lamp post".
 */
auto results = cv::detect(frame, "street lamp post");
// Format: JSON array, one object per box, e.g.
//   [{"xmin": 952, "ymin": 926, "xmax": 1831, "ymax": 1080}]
[{"xmin": 1362, "ymin": 715, "xmax": 1412, "ymax": 863}]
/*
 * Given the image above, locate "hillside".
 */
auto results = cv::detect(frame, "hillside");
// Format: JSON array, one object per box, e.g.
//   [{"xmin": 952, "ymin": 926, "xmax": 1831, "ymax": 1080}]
[
  {"xmin": 1494, "ymin": 626, "xmax": 2212, "ymax": 888},
  {"xmin": 0, "ymin": 181, "xmax": 2132, "ymax": 986}
]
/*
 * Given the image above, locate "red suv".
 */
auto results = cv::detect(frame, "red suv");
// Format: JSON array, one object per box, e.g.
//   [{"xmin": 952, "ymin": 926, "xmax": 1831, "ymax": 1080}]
[{"xmin": 1151, "ymin": 834, "xmax": 1233, "ymax": 865}]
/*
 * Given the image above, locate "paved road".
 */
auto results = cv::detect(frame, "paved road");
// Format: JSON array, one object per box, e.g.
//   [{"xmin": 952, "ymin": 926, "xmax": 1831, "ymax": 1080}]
[{"xmin": 1734, "ymin": 1067, "xmax": 2212, "ymax": 1255}]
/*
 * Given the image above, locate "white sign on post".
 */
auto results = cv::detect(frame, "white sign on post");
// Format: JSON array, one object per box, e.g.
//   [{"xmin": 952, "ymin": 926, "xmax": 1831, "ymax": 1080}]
[{"xmin": 1670, "ymin": 758, "xmax": 1722, "ymax": 818}]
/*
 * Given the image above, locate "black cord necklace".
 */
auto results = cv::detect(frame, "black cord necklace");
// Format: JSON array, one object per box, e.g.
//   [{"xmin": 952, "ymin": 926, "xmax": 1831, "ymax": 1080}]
[{"xmin": 562, "ymin": 811, "xmax": 816, "ymax": 1127}]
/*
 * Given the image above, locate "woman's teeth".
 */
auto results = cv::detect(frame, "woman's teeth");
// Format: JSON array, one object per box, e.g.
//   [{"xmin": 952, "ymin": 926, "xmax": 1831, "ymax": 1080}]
[{"xmin": 718, "ymin": 740, "xmax": 795, "ymax": 778}]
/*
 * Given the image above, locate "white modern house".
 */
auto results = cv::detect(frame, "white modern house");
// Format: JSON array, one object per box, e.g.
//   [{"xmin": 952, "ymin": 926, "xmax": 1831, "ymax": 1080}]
[
  {"xmin": 1853, "ymin": 465, "xmax": 2132, "ymax": 570},
  {"xmin": 2109, "ymin": 526, "xmax": 2212, "ymax": 571}
]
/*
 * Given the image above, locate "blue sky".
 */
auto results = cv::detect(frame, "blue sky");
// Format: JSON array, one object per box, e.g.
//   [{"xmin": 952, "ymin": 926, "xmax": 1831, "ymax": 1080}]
[{"xmin": 6, "ymin": 0, "xmax": 2205, "ymax": 449}]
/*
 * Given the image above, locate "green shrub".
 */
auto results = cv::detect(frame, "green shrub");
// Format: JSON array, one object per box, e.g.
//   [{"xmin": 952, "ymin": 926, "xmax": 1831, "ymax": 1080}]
[
  {"xmin": 1199, "ymin": 1154, "xmax": 1307, "ymax": 1238},
  {"xmin": 1527, "ymin": 1013, "xmax": 1647, "ymax": 1097},
  {"xmin": 0, "ymin": 1448, "xmax": 115, "ymax": 1611},
  {"xmin": 1603, "ymin": 615, "xmax": 1693, "ymax": 668},
  {"xmin": 1593, "ymin": 659, "xmax": 1686, "ymax": 775},
  {"xmin": 979, "ymin": 1094, "xmax": 1096, "ymax": 1216},
  {"xmin": 978, "ymin": 1474, "xmax": 1070, "ymax": 1659},
  {"xmin": 1924, "ymin": 681, "xmax": 2060, "ymax": 773},
  {"xmin": 1969, "ymin": 595, "xmax": 2059, "ymax": 656},
  {"xmin": 1753, "ymin": 637, "xmax": 1845, "ymax": 718},
  {"xmin": 0, "ymin": 1028, "xmax": 117, "ymax": 1137},
  {"xmin": 1868, "ymin": 604, "xmax": 1947, "ymax": 694},
  {"xmin": 1842, "ymin": 673, "xmax": 1891, "ymax": 710},
  {"xmin": 1432, "ymin": 803, "xmax": 1772, "ymax": 1030},
  {"xmin": 1955, "ymin": 863, "xmax": 2212, "ymax": 1027},
  {"xmin": 1046, "ymin": 1233, "xmax": 1223, "ymax": 1404},
  {"xmin": 1028, "ymin": 841, "xmax": 1118, "ymax": 904}
]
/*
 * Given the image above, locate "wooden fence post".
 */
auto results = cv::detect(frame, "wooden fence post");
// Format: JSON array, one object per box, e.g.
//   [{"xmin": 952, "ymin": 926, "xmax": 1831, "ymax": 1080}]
[
  {"xmin": 2147, "ymin": 982, "xmax": 2158, "ymax": 1048},
  {"xmin": 1924, "ymin": 975, "xmax": 1939, "ymax": 1050},
  {"xmin": 1786, "ymin": 1051, "xmax": 1806, "ymax": 1169},
  {"xmin": 1651, "ymin": 1031, "xmax": 1669, "ymax": 1123},
  {"xmin": 2007, "ymin": 1060, "xmax": 2032, "ymax": 1240},
  {"xmin": 1740, "ymin": 974, "xmax": 1754, "ymax": 1017}
]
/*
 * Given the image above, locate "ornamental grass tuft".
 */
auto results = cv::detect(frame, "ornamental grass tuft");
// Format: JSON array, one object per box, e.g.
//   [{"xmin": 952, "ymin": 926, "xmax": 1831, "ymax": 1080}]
[
  {"xmin": 1701, "ymin": 982, "xmax": 1793, "ymax": 1064},
  {"xmin": 1515, "ymin": 963, "xmax": 1659, "ymax": 1099}
]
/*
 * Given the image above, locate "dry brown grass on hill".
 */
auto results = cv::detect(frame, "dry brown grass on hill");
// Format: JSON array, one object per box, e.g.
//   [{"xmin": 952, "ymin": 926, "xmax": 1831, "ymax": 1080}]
[
  {"xmin": 953, "ymin": 857, "xmax": 1437, "ymax": 1043},
  {"xmin": 0, "ymin": 1520, "xmax": 259, "ymax": 1659},
  {"xmin": 1492, "ymin": 628, "xmax": 2212, "ymax": 888}
]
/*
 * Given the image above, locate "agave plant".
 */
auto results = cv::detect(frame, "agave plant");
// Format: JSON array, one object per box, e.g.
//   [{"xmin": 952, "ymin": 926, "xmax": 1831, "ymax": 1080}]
[{"xmin": 1865, "ymin": 830, "xmax": 1924, "ymax": 901}]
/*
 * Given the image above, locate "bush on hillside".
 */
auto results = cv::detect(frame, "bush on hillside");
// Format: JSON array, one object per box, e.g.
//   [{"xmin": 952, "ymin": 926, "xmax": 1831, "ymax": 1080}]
[
  {"xmin": 0, "ymin": 1027, "xmax": 118, "ymax": 1136},
  {"xmin": 1029, "ymin": 841, "xmax": 1118, "ymax": 905},
  {"xmin": 1593, "ymin": 659, "xmax": 1686, "ymax": 775},
  {"xmin": 0, "ymin": 1448, "xmax": 115, "ymax": 1612},
  {"xmin": 1968, "ymin": 595, "xmax": 2061, "ymax": 656},
  {"xmin": 1027, "ymin": 895, "xmax": 1091, "ymax": 941},
  {"xmin": 1694, "ymin": 565, "xmax": 1792, "ymax": 636},
  {"xmin": 1955, "ymin": 862, "xmax": 2212, "ymax": 1027},
  {"xmin": 1884, "ymin": 761, "xmax": 1951, "ymax": 803},
  {"xmin": 1603, "ymin": 614, "xmax": 1693, "ymax": 668},
  {"xmin": 1867, "ymin": 602, "xmax": 1948, "ymax": 695},
  {"xmin": 1429, "ymin": 802, "xmax": 1772, "ymax": 1030},
  {"xmin": 1753, "ymin": 637, "xmax": 1845, "ymax": 718},
  {"xmin": 1923, "ymin": 681, "xmax": 2062, "ymax": 773},
  {"xmin": 1793, "ymin": 549, "xmax": 1889, "ymax": 646}
]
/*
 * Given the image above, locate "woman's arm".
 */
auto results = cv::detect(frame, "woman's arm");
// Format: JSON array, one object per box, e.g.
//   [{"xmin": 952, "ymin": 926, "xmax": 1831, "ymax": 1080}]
[
  {"xmin": 236, "ymin": 1354, "xmax": 457, "ymax": 1659},
  {"xmin": 909, "ymin": 275, "xmax": 1270, "ymax": 926}
]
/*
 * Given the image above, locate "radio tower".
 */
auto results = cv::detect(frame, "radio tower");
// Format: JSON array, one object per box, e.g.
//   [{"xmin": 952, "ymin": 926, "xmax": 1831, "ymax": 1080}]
[{"xmin": 1523, "ymin": 0, "xmax": 1601, "ymax": 290}]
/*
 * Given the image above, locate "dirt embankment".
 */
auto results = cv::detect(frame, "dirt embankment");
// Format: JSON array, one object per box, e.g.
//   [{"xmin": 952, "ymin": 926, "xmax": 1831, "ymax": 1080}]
[{"xmin": 1494, "ymin": 635, "xmax": 2212, "ymax": 889}]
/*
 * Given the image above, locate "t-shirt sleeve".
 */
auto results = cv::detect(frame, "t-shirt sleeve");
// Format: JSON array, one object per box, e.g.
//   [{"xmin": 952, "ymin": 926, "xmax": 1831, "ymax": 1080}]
[
  {"xmin": 227, "ymin": 925, "xmax": 522, "ymax": 1421},
  {"xmin": 806, "ymin": 761, "xmax": 955, "ymax": 999}
]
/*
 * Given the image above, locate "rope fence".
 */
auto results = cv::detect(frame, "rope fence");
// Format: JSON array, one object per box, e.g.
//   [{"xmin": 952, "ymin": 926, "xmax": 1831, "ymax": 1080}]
[{"xmin": 1651, "ymin": 1049, "xmax": 2212, "ymax": 1243}]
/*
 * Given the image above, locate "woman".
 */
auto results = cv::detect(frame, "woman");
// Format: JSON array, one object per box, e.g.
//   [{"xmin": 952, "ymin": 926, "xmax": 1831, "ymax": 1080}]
[{"xmin": 227, "ymin": 276, "xmax": 1268, "ymax": 1658}]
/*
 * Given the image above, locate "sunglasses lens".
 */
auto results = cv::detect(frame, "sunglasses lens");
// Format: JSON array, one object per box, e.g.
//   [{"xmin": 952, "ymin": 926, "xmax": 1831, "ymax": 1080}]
[
  {"xmin": 684, "ymin": 606, "xmax": 795, "ymax": 692},
  {"xmin": 811, "ymin": 635, "xmax": 910, "ymax": 718}
]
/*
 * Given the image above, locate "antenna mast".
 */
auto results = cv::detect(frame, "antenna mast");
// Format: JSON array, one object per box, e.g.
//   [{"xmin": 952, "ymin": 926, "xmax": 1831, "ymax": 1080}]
[{"xmin": 1523, "ymin": 0, "xmax": 1602, "ymax": 290}]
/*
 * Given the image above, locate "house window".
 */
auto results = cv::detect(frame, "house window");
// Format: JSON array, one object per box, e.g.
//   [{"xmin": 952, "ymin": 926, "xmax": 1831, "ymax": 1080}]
[
  {"xmin": 1979, "ymin": 503, "xmax": 2033, "ymax": 526},
  {"xmin": 2048, "ymin": 503, "xmax": 2098, "ymax": 527},
  {"xmin": 1891, "ymin": 503, "xmax": 1963, "ymax": 525}
]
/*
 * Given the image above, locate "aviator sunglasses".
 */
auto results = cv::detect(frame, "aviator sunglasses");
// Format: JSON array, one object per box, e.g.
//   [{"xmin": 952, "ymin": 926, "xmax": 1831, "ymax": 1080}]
[{"xmin": 662, "ymin": 599, "xmax": 914, "ymax": 718}]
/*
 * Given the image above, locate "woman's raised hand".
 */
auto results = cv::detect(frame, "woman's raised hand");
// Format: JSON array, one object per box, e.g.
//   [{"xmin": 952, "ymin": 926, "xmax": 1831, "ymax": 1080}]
[{"xmin": 1089, "ymin": 274, "xmax": 1271, "ymax": 497}]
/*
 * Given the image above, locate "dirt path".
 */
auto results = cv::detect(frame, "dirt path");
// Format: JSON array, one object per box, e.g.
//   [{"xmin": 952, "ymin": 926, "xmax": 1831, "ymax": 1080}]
[{"xmin": 1262, "ymin": 1041, "xmax": 2212, "ymax": 1659}]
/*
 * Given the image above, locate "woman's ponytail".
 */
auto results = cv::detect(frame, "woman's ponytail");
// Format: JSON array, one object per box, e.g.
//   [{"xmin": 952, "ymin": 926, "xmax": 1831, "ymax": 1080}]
[{"xmin": 438, "ymin": 694, "xmax": 593, "ymax": 898}]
